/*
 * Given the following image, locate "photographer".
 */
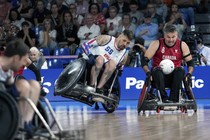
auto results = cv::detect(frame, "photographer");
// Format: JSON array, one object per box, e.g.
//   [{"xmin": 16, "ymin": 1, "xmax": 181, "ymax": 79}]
[
  {"xmin": 197, "ymin": 38, "xmax": 210, "ymax": 66},
  {"xmin": 126, "ymin": 37, "xmax": 146, "ymax": 67}
]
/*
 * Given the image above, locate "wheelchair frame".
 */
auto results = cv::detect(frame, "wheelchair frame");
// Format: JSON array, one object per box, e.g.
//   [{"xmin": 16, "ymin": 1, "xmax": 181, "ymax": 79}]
[
  {"xmin": 137, "ymin": 78, "xmax": 197, "ymax": 114},
  {"xmin": 0, "ymin": 83, "xmax": 75, "ymax": 140},
  {"xmin": 54, "ymin": 58, "xmax": 121, "ymax": 113}
]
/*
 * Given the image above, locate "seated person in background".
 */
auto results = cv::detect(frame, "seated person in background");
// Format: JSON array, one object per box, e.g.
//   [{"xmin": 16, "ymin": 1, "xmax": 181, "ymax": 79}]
[
  {"xmin": 173, "ymin": 0, "xmax": 196, "ymax": 31},
  {"xmin": 39, "ymin": 18, "xmax": 57, "ymax": 55},
  {"xmin": 77, "ymin": 14, "xmax": 101, "ymax": 45},
  {"xmin": 165, "ymin": 3, "xmax": 187, "ymax": 39},
  {"xmin": 134, "ymin": 12, "xmax": 159, "ymax": 48},
  {"xmin": 0, "ymin": 39, "xmax": 40, "ymax": 136},
  {"xmin": 141, "ymin": 24, "xmax": 194, "ymax": 103},
  {"xmin": 196, "ymin": 38, "xmax": 210, "ymax": 66},
  {"xmin": 105, "ymin": 6, "xmax": 122, "ymax": 37},
  {"xmin": 29, "ymin": 47, "xmax": 48, "ymax": 69},
  {"xmin": 16, "ymin": 21, "xmax": 36, "ymax": 48},
  {"xmin": 56, "ymin": 11, "xmax": 80, "ymax": 55},
  {"xmin": 81, "ymin": 30, "xmax": 133, "ymax": 102}
]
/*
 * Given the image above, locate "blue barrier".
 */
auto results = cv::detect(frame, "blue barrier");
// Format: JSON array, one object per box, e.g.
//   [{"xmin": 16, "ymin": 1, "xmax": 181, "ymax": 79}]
[{"xmin": 23, "ymin": 66, "xmax": 209, "ymax": 101}]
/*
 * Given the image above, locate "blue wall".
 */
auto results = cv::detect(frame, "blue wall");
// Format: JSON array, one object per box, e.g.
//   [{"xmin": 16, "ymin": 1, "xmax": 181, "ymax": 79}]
[{"xmin": 23, "ymin": 66, "xmax": 209, "ymax": 101}]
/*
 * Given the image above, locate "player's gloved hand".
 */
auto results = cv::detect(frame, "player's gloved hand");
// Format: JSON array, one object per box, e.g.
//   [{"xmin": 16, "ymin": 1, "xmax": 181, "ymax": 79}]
[
  {"xmin": 88, "ymin": 54, "xmax": 95, "ymax": 65},
  {"xmin": 185, "ymin": 73, "xmax": 192, "ymax": 87}
]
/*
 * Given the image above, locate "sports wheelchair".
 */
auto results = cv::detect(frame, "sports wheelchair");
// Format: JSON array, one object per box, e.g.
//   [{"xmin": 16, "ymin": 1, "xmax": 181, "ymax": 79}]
[
  {"xmin": 0, "ymin": 82, "xmax": 75, "ymax": 140},
  {"xmin": 137, "ymin": 76, "xmax": 197, "ymax": 114},
  {"xmin": 54, "ymin": 58, "xmax": 121, "ymax": 113}
]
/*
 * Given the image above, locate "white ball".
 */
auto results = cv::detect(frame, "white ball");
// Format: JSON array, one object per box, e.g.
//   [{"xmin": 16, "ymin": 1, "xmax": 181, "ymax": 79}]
[{"xmin": 159, "ymin": 59, "xmax": 175, "ymax": 75}]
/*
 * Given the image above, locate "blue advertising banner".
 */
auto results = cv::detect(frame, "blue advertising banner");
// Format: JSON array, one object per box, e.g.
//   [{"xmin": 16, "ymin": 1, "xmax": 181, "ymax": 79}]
[{"xmin": 23, "ymin": 66, "xmax": 209, "ymax": 101}]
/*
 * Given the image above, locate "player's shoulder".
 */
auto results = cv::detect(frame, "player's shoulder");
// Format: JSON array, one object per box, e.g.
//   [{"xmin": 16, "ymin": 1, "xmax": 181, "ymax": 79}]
[{"xmin": 96, "ymin": 35, "xmax": 112, "ymax": 45}]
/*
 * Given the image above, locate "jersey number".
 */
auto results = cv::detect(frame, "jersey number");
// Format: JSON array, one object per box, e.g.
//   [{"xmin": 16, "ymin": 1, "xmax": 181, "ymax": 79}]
[{"xmin": 105, "ymin": 46, "xmax": 113, "ymax": 55}]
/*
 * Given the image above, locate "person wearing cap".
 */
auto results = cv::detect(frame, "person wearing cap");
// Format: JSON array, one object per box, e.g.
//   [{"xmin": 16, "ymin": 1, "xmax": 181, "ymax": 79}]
[{"xmin": 134, "ymin": 12, "xmax": 158, "ymax": 48}]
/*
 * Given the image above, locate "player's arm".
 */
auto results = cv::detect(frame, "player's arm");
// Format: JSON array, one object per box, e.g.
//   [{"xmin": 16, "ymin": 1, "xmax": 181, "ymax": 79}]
[
  {"xmin": 182, "ymin": 41, "xmax": 194, "ymax": 74},
  {"xmin": 81, "ymin": 35, "xmax": 110, "ymax": 55},
  {"xmin": 141, "ymin": 40, "xmax": 159, "ymax": 73}
]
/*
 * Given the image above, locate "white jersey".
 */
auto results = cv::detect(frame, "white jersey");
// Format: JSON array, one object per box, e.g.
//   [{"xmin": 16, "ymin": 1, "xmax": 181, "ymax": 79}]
[
  {"xmin": 90, "ymin": 36, "xmax": 126, "ymax": 64},
  {"xmin": 0, "ymin": 65, "xmax": 13, "ymax": 83}
]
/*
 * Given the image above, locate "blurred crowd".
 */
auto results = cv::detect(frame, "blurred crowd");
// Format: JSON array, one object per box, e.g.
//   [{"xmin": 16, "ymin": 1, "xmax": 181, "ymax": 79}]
[{"xmin": 0, "ymin": 0, "xmax": 209, "ymax": 67}]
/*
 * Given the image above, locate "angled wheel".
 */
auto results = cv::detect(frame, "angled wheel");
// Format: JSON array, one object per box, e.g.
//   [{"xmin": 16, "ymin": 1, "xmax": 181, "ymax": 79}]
[
  {"xmin": 102, "ymin": 74, "xmax": 121, "ymax": 113},
  {"xmin": 137, "ymin": 79, "xmax": 150, "ymax": 113},
  {"xmin": 0, "ymin": 91, "xmax": 19, "ymax": 140},
  {"xmin": 54, "ymin": 58, "xmax": 86, "ymax": 95}
]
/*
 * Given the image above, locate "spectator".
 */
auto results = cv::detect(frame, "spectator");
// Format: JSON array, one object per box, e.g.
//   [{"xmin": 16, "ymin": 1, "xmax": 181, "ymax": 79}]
[
  {"xmin": 146, "ymin": 3, "xmax": 164, "ymax": 34},
  {"xmin": 8, "ymin": 8, "xmax": 25, "ymax": 30},
  {"xmin": 165, "ymin": 3, "xmax": 187, "ymax": 39},
  {"xmin": 197, "ymin": 38, "xmax": 210, "ymax": 66},
  {"xmin": 76, "ymin": 0, "xmax": 89, "ymax": 17},
  {"xmin": 50, "ymin": 3, "xmax": 61, "ymax": 28},
  {"xmin": 117, "ymin": 13, "xmax": 136, "ymax": 42},
  {"xmin": 56, "ymin": 11, "xmax": 80, "ymax": 54},
  {"xmin": 135, "ymin": 12, "xmax": 158, "ymax": 48},
  {"xmin": 55, "ymin": 0, "xmax": 69, "ymax": 15},
  {"xmin": 105, "ymin": 6, "xmax": 122, "ymax": 37},
  {"xmin": 33, "ymin": 0, "xmax": 51, "ymax": 26},
  {"xmin": 16, "ymin": 21, "xmax": 36, "ymax": 48},
  {"xmin": 0, "ymin": 19, "xmax": 19, "ymax": 45},
  {"xmin": 155, "ymin": 0, "xmax": 168, "ymax": 23},
  {"xmin": 18, "ymin": 0, "xmax": 34, "ymax": 25},
  {"xmin": 77, "ymin": 13, "xmax": 101, "ymax": 44},
  {"xmin": 0, "ymin": 0, "xmax": 12, "ymax": 26},
  {"xmin": 173, "ymin": 0, "xmax": 196, "ymax": 31},
  {"xmin": 95, "ymin": 0, "xmax": 109, "ymax": 18},
  {"xmin": 39, "ymin": 18, "xmax": 57, "ymax": 55},
  {"xmin": 29, "ymin": 46, "xmax": 48, "ymax": 69},
  {"xmin": 111, "ymin": 0, "xmax": 130, "ymax": 17},
  {"xmin": 88, "ymin": 3, "xmax": 106, "ymax": 34},
  {"xmin": 129, "ymin": 0, "xmax": 144, "ymax": 26},
  {"xmin": 69, "ymin": 3, "xmax": 84, "ymax": 28}
]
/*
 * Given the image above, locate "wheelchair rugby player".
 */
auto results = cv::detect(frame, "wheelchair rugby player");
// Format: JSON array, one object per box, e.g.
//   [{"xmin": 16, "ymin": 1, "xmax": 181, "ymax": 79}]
[{"xmin": 137, "ymin": 24, "xmax": 197, "ymax": 114}]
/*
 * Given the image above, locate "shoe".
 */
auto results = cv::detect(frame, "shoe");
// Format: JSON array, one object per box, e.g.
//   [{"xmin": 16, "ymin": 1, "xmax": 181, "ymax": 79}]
[
  {"xmin": 92, "ymin": 88, "xmax": 105, "ymax": 103},
  {"xmin": 22, "ymin": 121, "xmax": 36, "ymax": 139}
]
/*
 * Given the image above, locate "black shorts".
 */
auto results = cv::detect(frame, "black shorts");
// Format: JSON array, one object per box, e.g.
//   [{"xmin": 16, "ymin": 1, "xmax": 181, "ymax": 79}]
[{"xmin": 6, "ymin": 84, "xmax": 19, "ymax": 98}]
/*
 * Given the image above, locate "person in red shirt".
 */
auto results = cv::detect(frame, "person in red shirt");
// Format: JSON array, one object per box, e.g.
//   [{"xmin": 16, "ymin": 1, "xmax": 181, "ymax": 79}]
[{"xmin": 141, "ymin": 24, "xmax": 194, "ymax": 102}]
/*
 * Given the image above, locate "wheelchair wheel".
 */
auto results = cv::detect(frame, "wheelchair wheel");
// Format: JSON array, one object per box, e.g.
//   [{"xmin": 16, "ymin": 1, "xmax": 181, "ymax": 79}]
[
  {"xmin": 0, "ymin": 91, "xmax": 19, "ymax": 140},
  {"xmin": 137, "ymin": 79, "xmax": 150, "ymax": 114},
  {"xmin": 54, "ymin": 58, "xmax": 86, "ymax": 95},
  {"xmin": 102, "ymin": 80, "xmax": 121, "ymax": 113}
]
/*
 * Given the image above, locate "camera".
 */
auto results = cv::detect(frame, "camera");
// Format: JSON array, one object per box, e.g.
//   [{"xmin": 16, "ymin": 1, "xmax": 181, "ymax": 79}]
[{"xmin": 182, "ymin": 32, "xmax": 203, "ymax": 65}]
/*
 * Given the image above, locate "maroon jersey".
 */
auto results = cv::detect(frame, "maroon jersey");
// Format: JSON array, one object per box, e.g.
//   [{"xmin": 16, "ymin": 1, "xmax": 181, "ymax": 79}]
[{"xmin": 153, "ymin": 38, "xmax": 183, "ymax": 68}]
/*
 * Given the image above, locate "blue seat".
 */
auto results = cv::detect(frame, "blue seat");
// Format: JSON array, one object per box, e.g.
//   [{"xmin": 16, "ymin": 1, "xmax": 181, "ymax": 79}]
[
  {"xmin": 54, "ymin": 47, "xmax": 70, "ymax": 55},
  {"xmin": 39, "ymin": 47, "xmax": 50, "ymax": 56},
  {"xmin": 53, "ymin": 48, "xmax": 70, "ymax": 65},
  {"xmin": 47, "ymin": 59, "xmax": 63, "ymax": 68}
]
